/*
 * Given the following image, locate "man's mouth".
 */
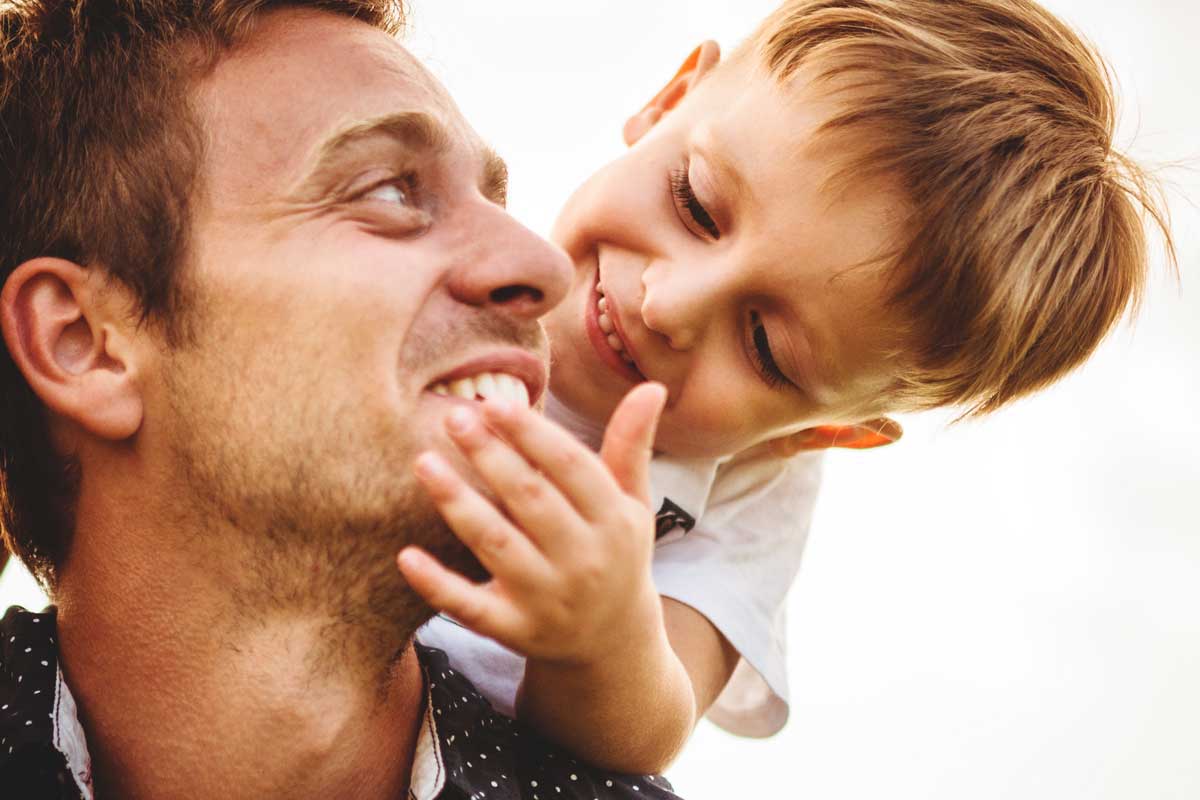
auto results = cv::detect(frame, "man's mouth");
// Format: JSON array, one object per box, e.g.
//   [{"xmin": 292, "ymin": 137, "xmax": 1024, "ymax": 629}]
[
  {"xmin": 429, "ymin": 371, "xmax": 530, "ymax": 407},
  {"xmin": 425, "ymin": 351, "xmax": 546, "ymax": 408}
]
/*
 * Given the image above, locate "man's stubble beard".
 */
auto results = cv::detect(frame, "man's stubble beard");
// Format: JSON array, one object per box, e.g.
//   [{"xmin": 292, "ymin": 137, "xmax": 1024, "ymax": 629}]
[{"xmin": 155, "ymin": 305, "xmax": 539, "ymax": 680}]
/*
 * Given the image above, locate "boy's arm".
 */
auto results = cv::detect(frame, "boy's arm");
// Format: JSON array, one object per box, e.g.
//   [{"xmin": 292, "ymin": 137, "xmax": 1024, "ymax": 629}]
[
  {"xmin": 661, "ymin": 597, "xmax": 742, "ymax": 717},
  {"xmin": 515, "ymin": 597, "xmax": 697, "ymax": 775},
  {"xmin": 517, "ymin": 596, "xmax": 741, "ymax": 773},
  {"xmin": 398, "ymin": 384, "xmax": 718, "ymax": 774}
]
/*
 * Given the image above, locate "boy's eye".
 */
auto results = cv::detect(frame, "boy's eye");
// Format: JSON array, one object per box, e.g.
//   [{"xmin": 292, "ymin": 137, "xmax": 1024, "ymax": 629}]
[
  {"xmin": 749, "ymin": 311, "xmax": 789, "ymax": 390},
  {"xmin": 669, "ymin": 169, "xmax": 721, "ymax": 240}
]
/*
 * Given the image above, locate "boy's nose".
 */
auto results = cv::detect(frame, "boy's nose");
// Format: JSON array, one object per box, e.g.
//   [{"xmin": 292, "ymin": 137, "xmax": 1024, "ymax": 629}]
[{"xmin": 639, "ymin": 261, "xmax": 721, "ymax": 351}]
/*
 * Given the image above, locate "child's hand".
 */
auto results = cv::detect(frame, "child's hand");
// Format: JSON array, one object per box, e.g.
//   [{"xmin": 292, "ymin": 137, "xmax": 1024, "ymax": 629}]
[{"xmin": 398, "ymin": 382, "xmax": 669, "ymax": 667}]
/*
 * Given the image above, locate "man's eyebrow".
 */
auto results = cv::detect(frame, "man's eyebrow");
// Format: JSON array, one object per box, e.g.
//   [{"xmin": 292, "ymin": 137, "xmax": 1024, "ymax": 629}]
[
  {"xmin": 480, "ymin": 147, "xmax": 509, "ymax": 206},
  {"xmin": 292, "ymin": 111, "xmax": 449, "ymax": 194}
]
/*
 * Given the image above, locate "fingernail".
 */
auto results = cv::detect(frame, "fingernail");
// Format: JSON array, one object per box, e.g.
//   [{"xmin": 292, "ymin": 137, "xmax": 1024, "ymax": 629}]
[
  {"xmin": 414, "ymin": 452, "xmax": 448, "ymax": 480},
  {"xmin": 446, "ymin": 406, "xmax": 476, "ymax": 435},
  {"xmin": 397, "ymin": 548, "xmax": 427, "ymax": 571},
  {"xmin": 484, "ymin": 397, "xmax": 514, "ymax": 419}
]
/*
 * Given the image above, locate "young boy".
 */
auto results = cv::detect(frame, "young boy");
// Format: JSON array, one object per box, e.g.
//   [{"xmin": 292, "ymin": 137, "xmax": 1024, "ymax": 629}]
[{"xmin": 401, "ymin": 0, "xmax": 1171, "ymax": 777}]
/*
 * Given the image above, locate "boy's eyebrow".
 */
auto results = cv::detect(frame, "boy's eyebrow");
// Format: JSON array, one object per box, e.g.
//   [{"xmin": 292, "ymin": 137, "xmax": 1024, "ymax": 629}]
[
  {"xmin": 693, "ymin": 138, "xmax": 750, "ymax": 210},
  {"xmin": 776, "ymin": 314, "xmax": 832, "ymax": 405}
]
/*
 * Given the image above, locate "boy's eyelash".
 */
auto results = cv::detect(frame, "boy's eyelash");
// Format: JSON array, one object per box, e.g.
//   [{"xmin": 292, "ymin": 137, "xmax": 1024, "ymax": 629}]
[
  {"xmin": 669, "ymin": 169, "xmax": 721, "ymax": 240},
  {"xmin": 750, "ymin": 312, "xmax": 789, "ymax": 390}
]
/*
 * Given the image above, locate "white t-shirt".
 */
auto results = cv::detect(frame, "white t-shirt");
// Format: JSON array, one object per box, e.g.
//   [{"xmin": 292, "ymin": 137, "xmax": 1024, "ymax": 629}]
[{"xmin": 416, "ymin": 393, "xmax": 823, "ymax": 738}]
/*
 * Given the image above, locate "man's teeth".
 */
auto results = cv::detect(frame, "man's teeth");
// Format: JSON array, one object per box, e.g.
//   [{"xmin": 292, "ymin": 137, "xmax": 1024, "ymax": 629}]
[
  {"xmin": 595, "ymin": 285, "xmax": 636, "ymax": 366},
  {"xmin": 429, "ymin": 372, "xmax": 531, "ymax": 406}
]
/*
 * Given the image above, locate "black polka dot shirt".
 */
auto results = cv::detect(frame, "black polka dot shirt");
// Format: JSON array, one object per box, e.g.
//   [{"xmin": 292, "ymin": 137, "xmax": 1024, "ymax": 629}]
[
  {"xmin": 1, "ymin": 606, "xmax": 87, "ymax": 799},
  {"xmin": 1, "ymin": 606, "xmax": 685, "ymax": 800},
  {"xmin": 414, "ymin": 645, "xmax": 683, "ymax": 800}
]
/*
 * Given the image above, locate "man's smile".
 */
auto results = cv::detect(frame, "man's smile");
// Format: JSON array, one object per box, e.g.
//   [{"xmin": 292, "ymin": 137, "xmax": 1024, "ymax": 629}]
[{"xmin": 425, "ymin": 349, "xmax": 546, "ymax": 408}]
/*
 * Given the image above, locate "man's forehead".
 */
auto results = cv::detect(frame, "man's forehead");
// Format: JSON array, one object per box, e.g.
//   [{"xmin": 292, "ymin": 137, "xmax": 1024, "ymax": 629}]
[{"xmin": 194, "ymin": 8, "xmax": 469, "ymax": 203}]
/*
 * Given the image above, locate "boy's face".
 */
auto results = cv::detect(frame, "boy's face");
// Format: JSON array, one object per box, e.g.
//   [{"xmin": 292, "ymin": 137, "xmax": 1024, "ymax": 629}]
[{"xmin": 546, "ymin": 48, "xmax": 909, "ymax": 458}]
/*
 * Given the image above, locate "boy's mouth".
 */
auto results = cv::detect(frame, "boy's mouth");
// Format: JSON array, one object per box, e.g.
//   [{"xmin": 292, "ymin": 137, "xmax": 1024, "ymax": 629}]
[{"xmin": 585, "ymin": 274, "xmax": 646, "ymax": 384}]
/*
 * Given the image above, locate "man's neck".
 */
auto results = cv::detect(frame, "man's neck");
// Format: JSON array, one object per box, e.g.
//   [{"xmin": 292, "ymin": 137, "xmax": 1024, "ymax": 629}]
[{"xmin": 54, "ymin": 519, "xmax": 425, "ymax": 800}]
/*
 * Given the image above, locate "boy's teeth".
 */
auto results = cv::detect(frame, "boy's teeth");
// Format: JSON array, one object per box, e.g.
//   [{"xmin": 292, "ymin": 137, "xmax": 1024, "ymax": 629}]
[
  {"xmin": 595, "ymin": 282, "xmax": 635, "ymax": 365},
  {"xmin": 429, "ymin": 372, "xmax": 531, "ymax": 407}
]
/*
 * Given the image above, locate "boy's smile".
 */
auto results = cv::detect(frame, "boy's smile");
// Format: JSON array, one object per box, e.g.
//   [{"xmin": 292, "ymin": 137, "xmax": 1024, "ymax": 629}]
[
  {"xmin": 546, "ymin": 44, "xmax": 909, "ymax": 458},
  {"xmin": 589, "ymin": 268, "xmax": 648, "ymax": 384}
]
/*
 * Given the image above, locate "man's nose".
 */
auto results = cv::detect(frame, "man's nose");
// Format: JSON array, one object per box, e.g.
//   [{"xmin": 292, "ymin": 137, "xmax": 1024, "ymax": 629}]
[
  {"xmin": 446, "ymin": 202, "xmax": 571, "ymax": 320},
  {"xmin": 640, "ymin": 261, "xmax": 723, "ymax": 351}
]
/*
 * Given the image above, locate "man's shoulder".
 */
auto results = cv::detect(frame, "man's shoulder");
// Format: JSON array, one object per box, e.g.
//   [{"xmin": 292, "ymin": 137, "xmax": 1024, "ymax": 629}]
[{"xmin": 415, "ymin": 644, "xmax": 683, "ymax": 800}]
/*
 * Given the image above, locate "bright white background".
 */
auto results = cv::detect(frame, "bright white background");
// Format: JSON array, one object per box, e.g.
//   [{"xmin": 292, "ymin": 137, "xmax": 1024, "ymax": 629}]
[{"xmin": 2, "ymin": 2, "xmax": 1196, "ymax": 798}]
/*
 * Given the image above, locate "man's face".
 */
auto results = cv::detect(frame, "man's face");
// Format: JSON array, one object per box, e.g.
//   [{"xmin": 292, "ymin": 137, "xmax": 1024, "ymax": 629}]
[
  {"xmin": 546, "ymin": 56, "xmax": 909, "ymax": 458},
  {"xmin": 152, "ymin": 10, "xmax": 569, "ymax": 614}
]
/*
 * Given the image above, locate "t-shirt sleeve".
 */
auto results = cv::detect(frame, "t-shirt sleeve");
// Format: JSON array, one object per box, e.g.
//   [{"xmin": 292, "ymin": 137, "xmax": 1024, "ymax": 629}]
[{"xmin": 651, "ymin": 449, "xmax": 824, "ymax": 738}]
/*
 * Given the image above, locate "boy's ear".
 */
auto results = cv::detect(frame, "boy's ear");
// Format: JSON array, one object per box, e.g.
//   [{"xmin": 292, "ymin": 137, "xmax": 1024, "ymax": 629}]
[
  {"xmin": 623, "ymin": 40, "xmax": 722, "ymax": 147},
  {"xmin": 764, "ymin": 419, "xmax": 903, "ymax": 458},
  {"xmin": 1, "ymin": 258, "xmax": 144, "ymax": 441}
]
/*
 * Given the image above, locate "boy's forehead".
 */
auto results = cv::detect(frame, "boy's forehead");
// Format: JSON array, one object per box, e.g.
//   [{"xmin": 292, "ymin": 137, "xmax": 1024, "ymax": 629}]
[
  {"xmin": 699, "ymin": 55, "xmax": 875, "ymax": 171},
  {"xmin": 691, "ymin": 57, "xmax": 912, "ymax": 413}
]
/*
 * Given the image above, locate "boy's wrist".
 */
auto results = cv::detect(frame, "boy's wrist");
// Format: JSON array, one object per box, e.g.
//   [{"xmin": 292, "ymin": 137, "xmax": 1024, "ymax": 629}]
[{"xmin": 530, "ymin": 584, "xmax": 669, "ymax": 677}]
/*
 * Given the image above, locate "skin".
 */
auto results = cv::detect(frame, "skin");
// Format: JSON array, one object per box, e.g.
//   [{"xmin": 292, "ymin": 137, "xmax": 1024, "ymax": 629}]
[
  {"xmin": 400, "ymin": 43, "xmax": 913, "ymax": 775},
  {"xmin": 400, "ymin": 384, "xmax": 699, "ymax": 773},
  {"xmin": 546, "ymin": 42, "xmax": 910, "ymax": 459},
  {"xmin": 0, "ymin": 9, "xmax": 572, "ymax": 799}
]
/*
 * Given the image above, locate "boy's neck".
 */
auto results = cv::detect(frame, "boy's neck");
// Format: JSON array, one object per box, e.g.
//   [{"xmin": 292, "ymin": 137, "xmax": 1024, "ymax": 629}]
[{"xmin": 544, "ymin": 389, "xmax": 608, "ymax": 451}]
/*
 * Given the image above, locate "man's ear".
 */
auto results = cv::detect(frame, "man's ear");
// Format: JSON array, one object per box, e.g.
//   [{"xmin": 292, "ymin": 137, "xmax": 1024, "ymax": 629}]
[
  {"xmin": 623, "ymin": 40, "xmax": 722, "ymax": 147},
  {"xmin": 764, "ymin": 419, "xmax": 903, "ymax": 458},
  {"xmin": 1, "ymin": 258, "xmax": 143, "ymax": 441}
]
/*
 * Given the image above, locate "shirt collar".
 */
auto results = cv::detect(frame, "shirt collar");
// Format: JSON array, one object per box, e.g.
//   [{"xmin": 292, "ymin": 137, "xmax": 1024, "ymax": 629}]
[{"xmin": 0, "ymin": 605, "xmax": 93, "ymax": 800}]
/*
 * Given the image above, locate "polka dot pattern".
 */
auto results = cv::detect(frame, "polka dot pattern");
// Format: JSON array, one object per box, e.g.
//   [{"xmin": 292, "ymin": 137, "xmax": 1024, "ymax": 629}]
[
  {"xmin": 417, "ymin": 645, "xmax": 682, "ymax": 800},
  {"xmin": 0, "ymin": 607, "xmax": 683, "ymax": 800},
  {"xmin": 0, "ymin": 605, "xmax": 87, "ymax": 799}
]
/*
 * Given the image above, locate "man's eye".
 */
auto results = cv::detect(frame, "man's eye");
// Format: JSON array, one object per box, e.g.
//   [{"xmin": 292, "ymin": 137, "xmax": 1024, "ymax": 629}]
[
  {"xmin": 361, "ymin": 182, "xmax": 411, "ymax": 205},
  {"xmin": 669, "ymin": 169, "xmax": 720, "ymax": 240},
  {"xmin": 750, "ymin": 311, "xmax": 789, "ymax": 390}
]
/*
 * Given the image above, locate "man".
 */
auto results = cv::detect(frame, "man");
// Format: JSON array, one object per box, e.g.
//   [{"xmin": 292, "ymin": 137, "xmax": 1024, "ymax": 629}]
[{"xmin": 0, "ymin": 2, "xmax": 682, "ymax": 798}]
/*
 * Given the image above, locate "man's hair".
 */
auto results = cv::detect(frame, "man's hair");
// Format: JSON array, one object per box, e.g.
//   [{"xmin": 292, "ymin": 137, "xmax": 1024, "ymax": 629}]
[
  {"xmin": 0, "ymin": 0, "xmax": 406, "ymax": 588},
  {"xmin": 742, "ymin": 0, "xmax": 1174, "ymax": 417}
]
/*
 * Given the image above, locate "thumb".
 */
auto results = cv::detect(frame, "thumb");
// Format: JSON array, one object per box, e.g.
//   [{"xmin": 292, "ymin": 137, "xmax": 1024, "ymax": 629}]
[{"xmin": 599, "ymin": 382, "xmax": 668, "ymax": 505}]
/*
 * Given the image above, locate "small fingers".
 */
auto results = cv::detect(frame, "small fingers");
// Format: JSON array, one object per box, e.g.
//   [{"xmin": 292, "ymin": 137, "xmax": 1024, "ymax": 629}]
[
  {"xmin": 414, "ymin": 451, "xmax": 553, "ymax": 593},
  {"xmin": 397, "ymin": 547, "xmax": 526, "ymax": 644},
  {"xmin": 478, "ymin": 399, "xmax": 626, "ymax": 522},
  {"xmin": 599, "ymin": 382, "xmax": 667, "ymax": 504},
  {"xmin": 443, "ymin": 406, "xmax": 587, "ymax": 554}
]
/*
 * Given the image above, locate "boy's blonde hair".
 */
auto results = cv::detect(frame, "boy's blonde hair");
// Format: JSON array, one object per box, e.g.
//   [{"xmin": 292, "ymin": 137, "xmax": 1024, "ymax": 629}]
[{"xmin": 743, "ymin": 0, "xmax": 1173, "ymax": 416}]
